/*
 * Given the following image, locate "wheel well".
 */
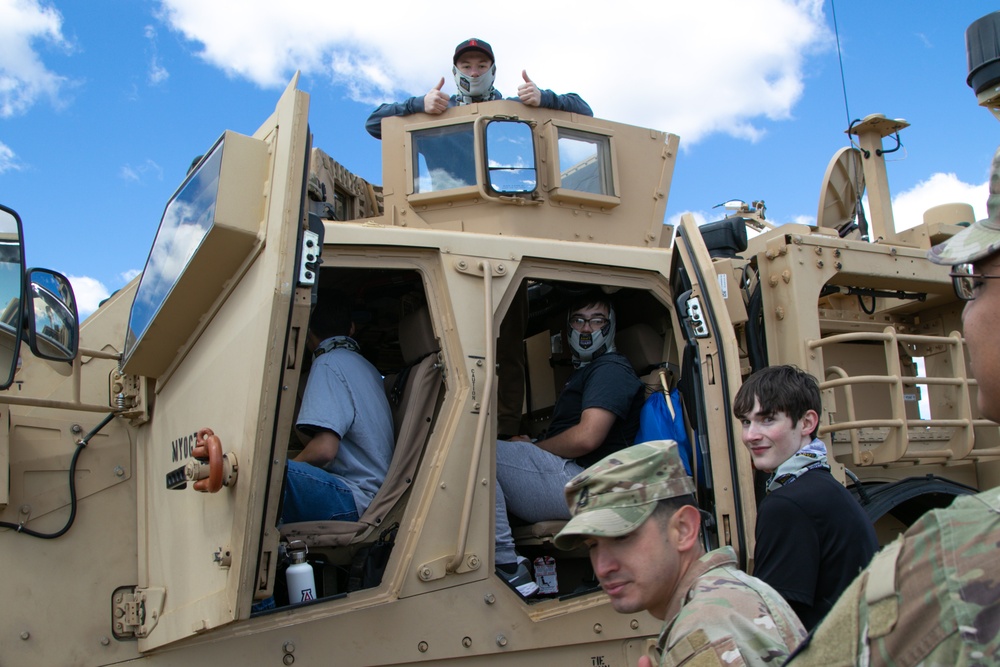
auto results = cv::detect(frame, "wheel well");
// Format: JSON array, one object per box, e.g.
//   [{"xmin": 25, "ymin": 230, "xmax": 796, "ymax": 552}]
[{"xmin": 852, "ymin": 475, "xmax": 978, "ymax": 529}]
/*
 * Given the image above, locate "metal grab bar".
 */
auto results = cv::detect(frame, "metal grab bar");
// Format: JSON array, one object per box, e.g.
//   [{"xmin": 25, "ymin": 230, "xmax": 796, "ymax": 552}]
[
  {"xmin": 447, "ymin": 260, "xmax": 496, "ymax": 573},
  {"xmin": 814, "ymin": 328, "xmax": 980, "ymax": 465}
]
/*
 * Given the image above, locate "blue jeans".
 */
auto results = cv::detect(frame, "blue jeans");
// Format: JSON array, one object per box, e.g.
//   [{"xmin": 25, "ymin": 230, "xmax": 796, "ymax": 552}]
[{"xmin": 283, "ymin": 460, "xmax": 360, "ymax": 523}]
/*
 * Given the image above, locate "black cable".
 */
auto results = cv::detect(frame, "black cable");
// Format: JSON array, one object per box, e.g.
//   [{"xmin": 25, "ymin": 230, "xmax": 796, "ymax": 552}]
[
  {"xmin": 0, "ymin": 412, "xmax": 115, "ymax": 539},
  {"xmin": 830, "ymin": 0, "xmax": 852, "ymax": 144},
  {"xmin": 843, "ymin": 467, "xmax": 872, "ymax": 506}
]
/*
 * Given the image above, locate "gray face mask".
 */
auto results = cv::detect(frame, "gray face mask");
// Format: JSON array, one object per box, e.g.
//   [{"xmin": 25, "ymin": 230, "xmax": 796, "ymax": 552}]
[
  {"xmin": 453, "ymin": 62, "xmax": 496, "ymax": 102},
  {"xmin": 567, "ymin": 308, "xmax": 616, "ymax": 366}
]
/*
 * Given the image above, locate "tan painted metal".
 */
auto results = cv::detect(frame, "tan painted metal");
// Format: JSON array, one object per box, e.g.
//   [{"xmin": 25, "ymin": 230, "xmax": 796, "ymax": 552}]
[{"xmin": 1, "ymin": 55, "xmax": 998, "ymax": 666}]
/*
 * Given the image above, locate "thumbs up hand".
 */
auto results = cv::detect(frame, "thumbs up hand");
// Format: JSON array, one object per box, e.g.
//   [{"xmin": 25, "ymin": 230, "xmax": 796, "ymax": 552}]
[
  {"xmin": 424, "ymin": 77, "xmax": 449, "ymax": 114},
  {"xmin": 518, "ymin": 70, "xmax": 541, "ymax": 107}
]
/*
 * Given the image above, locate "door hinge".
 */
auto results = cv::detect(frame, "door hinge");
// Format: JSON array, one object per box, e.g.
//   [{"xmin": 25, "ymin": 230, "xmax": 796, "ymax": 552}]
[
  {"xmin": 109, "ymin": 368, "xmax": 150, "ymax": 425},
  {"xmin": 299, "ymin": 229, "xmax": 320, "ymax": 285},
  {"xmin": 112, "ymin": 585, "xmax": 166, "ymax": 640}
]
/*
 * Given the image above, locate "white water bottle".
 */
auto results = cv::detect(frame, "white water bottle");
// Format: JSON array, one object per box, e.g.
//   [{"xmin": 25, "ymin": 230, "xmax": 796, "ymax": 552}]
[{"xmin": 286, "ymin": 549, "xmax": 316, "ymax": 603}]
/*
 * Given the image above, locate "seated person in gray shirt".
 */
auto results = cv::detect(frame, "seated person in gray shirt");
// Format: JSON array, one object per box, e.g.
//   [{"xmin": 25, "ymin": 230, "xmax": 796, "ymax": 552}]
[{"xmin": 282, "ymin": 292, "xmax": 395, "ymax": 524}]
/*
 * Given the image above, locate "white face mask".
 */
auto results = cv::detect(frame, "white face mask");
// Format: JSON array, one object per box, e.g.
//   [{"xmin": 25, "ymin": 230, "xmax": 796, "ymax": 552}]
[
  {"xmin": 567, "ymin": 308, "xmax": 616, "ymax": 366},
  {"xmin": 453, "ymin": 62, "xmax": 496, "ymax": 101}
]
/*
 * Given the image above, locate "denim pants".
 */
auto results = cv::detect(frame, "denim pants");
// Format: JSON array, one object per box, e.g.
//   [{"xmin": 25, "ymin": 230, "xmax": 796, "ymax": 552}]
[{"xmin": 283, "ymin": 460, "xmax": 360, "ymax": 523}]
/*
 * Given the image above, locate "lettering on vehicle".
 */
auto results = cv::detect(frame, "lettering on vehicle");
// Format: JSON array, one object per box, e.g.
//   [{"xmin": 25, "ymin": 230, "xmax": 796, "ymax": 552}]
[
  {"xmin": 170, "ymin": 431, "xmax": 199, "ymax": 462},
  {"xmin": 591, "ymin": 657, "xmax": 608, "ymax": 667}
]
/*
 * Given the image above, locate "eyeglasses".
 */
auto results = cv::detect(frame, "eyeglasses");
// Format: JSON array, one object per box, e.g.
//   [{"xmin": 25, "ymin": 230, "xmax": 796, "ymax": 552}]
[
  {"xmin": 948, "ymin": 263, "xmax": 1000, "ymax": 301},
  {"xmin": 568, "ymin": 315, "xmax": 609, "ymax": 331}
]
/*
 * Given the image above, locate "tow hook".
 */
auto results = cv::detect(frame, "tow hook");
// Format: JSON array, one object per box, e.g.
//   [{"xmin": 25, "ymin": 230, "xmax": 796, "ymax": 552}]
[{"xmin": 165, "ymin": 428, "xmax": 238, "ymax": 492}]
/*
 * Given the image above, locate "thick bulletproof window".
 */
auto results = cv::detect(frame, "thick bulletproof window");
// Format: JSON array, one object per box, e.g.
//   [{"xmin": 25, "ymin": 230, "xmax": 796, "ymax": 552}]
[
  {"xmin": 485, "ymin": 120, "xmax": 537, "ymax": 195},
  {"xmin": 557, "ymin": 128, "xmax": 613, "ymax": 196},
  {"xmin": 411, "ymin": 123, "xmax": 475, "ymax": 193}
]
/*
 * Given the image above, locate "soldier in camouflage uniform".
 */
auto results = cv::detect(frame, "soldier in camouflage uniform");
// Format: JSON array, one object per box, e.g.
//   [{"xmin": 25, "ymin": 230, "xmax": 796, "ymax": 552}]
[
  {"xmin": 554, "ymin": 440, "xmax": 806, "ymax": 667},
  {"xmin": 786, "ymin": 147, "xmax": 1000, "ymax": 666}
]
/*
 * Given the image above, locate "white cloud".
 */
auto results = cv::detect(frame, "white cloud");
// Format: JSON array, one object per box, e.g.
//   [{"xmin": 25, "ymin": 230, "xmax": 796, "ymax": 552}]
[
  {"xmin": 67, "ymin": 275, "xmax": 111, "ymax": 320},
  {"xmin": 0, "ymin": 0, "xmax": 72, "ymax": 117},
  {"xmin": 667, "ymin": 173, "xmax": 989, "ymax": 243},
  {"xmin": 890, "ymin": 172, "xmax": 988, "ymax": 231},
  {"xmin": 144, "ymin": 24, "xmax": 169, "ymax": 85},
  {"xmin": 120, "ymin": 159, "xmax": 164, "ymax": 183},
  {"xmin": 120, "ymin": 268, "xmax": 141, "ymax": 283},
  {"xmin": 156, "ymin": 0, "xmax": 831, "ymax": 145},
  {"xmin": 0, "ymin": 140, "xmax": 19, "ymax": 173}
]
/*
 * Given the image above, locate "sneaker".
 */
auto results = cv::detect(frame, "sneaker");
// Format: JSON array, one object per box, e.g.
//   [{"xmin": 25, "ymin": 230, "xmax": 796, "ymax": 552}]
[{"xmin": 497, "ymin": 556, "xmax": 539, "ymax": 598}]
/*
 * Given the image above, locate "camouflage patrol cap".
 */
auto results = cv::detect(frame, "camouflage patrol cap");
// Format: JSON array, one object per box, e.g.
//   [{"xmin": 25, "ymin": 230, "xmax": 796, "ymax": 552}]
[
  {"xmin": 928, "ymin": 145, "xmax": 1000, "ymax": 265},
  {"xmin": 553, "ymin": 440, "xmax": 696, "ymax": 550}
]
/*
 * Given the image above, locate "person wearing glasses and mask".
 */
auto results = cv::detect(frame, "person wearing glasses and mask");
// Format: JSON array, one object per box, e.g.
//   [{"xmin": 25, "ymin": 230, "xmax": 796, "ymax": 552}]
[{"xmin": 493, "ymin": 290, "xmax": 644, "ymax": 597}]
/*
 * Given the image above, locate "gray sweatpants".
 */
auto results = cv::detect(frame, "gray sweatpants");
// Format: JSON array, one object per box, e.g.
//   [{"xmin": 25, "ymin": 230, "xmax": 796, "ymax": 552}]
[{"xmin": 495, "ymin": 439, "xmax": 582, "ymax": 565}]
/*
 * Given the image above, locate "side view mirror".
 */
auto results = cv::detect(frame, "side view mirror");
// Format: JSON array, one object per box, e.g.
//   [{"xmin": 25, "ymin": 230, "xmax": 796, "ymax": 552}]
[
  {"xmin": 27, "ymin": 268, "xmax": 78, "ymax": 362},
  {"xmin": 485, "ymin": 120, "xmax": 537, "ymax": 195},
  {"xmin": 0, "ymin": 205, "xmax": 25, "ymax": 390}
]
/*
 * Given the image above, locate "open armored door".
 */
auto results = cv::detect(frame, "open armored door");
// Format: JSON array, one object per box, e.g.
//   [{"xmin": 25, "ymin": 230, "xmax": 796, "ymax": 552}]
[
  {"xmin": 669, "ymin": 213, "xmax": 757, "ymax": 567},
  {"xmin": 122, "ymin": 78, "xmax": 313, "ymax": 651}
]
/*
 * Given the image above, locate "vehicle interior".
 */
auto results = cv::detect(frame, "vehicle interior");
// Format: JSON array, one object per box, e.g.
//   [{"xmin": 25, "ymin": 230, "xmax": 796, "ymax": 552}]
[{"xmin": 264, "ymin": 248, "xmax": 719, "ymax": 608}]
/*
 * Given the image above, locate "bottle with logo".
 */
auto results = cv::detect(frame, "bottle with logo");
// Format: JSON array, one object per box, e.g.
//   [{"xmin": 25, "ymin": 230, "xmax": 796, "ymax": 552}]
[{"xmin": 285, "ymin": 542, "xmax": 316, "ymax": 604}]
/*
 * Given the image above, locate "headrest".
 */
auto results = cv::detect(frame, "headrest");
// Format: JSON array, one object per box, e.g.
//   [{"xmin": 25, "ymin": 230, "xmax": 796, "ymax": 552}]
[
  {"xmin": 399, "ymin": 306, "xmax": 438, "ymax": 364},
  {"xmin": 615, "ymin": 324, "xmax": 662, "ymax": 375}
]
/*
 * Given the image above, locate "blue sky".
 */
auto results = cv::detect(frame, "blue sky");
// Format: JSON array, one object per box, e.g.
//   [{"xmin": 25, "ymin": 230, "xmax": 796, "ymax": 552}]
[{"xmin": 1, "ymin": 0, "xmax": 998, "ymax": 317}]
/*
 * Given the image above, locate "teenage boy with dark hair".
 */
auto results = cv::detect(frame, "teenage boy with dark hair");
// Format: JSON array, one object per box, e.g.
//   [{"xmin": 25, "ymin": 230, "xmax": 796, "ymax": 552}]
[{"xmin": 733, "ymin": 364, "xmax": 877, "ymax": 630}]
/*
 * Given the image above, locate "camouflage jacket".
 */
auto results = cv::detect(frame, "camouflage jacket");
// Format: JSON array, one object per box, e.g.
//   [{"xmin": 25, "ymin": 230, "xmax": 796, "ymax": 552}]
[
  {"xmin": 653, "ymin": 546, "xmax": 807, "ymax": 667},
  {"xmin": 786, "ymin": 486, "xmax": 1000, "ymax": 666}
]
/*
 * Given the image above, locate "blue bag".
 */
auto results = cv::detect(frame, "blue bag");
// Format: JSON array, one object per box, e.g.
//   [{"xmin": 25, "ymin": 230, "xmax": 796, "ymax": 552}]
[{"xmin": 634, "ymin": 373, "xmax": 701, "ymax": 485}]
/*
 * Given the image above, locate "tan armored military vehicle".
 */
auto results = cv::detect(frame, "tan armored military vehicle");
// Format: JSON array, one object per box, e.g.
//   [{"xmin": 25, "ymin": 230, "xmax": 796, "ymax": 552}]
[{"xmin": 2, "ymin": 13, "xmax": 999, "ymax": 664}]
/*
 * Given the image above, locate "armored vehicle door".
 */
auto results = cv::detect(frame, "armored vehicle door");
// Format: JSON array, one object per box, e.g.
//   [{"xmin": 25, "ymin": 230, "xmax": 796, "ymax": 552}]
[
  {"xmin": 122, "ymin": 79, "xmax": 312, "ymax": 650},
  {"xmin": 670, "ymin": 213, "xmax": 757, "ymax": 566}
]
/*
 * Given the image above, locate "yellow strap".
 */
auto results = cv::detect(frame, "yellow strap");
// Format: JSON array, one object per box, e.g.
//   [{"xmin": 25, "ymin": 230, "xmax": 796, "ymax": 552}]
[{"xmin": 658, "ymin": 368, "xmax": 675, "ymax": 419}]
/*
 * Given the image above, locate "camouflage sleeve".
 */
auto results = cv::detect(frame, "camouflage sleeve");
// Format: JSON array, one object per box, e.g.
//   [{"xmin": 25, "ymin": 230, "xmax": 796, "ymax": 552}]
[
  {"xmin": 786, "ymin": 487, "xmax": 1000, "ymax": 666},
  {"xmin": 665, "ymin": 582, "xmax": 802, "ymax": 667},
  {"xmin": 655, "ymin": 628, "xmax": 745, "ymax": 666}
]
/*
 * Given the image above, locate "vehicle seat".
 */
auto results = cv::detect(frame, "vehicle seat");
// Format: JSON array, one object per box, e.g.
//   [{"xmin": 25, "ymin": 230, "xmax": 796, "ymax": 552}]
[
  {"xmin": 280, "ymin": 306, "xmax": 442, "ymax": 548},
  {"xmin": 615, "ymin": 323, "xmax": 667, "ymax": 395}
]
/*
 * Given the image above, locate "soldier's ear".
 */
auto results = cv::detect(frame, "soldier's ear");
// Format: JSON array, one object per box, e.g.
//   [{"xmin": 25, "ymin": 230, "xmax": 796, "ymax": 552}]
[{"xmin": 670, "ymin": 505, "xmax": 701, "ymax": 553}]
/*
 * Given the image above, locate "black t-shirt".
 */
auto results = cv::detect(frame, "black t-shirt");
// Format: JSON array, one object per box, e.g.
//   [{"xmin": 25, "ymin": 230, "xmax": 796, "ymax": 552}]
[
  {"xmin": 752, "ymin": 467, "xmax": 878, "ymax": 630},
  {"xmin": 546, "ymin": 352, "xmax": 643, "ymax": 468}
]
